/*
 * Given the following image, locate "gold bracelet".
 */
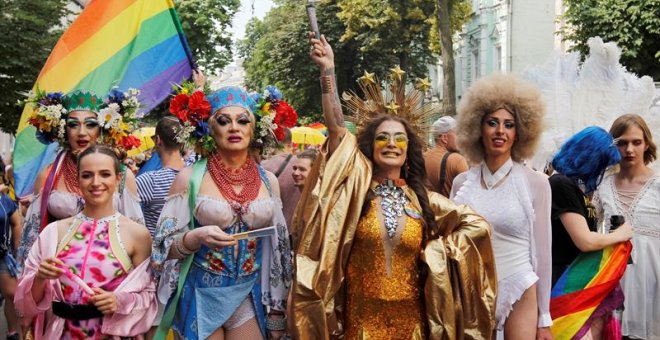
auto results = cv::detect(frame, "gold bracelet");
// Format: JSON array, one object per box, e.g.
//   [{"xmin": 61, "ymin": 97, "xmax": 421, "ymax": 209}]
[{"xmin": 321, "ymin": 75, "xmax": 333, "ymax": 94}]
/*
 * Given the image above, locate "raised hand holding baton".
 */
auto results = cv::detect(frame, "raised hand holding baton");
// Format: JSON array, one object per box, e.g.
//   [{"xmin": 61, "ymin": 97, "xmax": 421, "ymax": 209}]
[{"xmin": 306, "ymin": 2, "xmax": 320, "ymax": 39}]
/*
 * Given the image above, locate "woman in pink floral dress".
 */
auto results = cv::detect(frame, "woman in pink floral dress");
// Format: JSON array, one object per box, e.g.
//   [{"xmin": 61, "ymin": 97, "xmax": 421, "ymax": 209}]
[{"xmin": 15, "ymin": 145, "xmax": 157, "ymax": 339}]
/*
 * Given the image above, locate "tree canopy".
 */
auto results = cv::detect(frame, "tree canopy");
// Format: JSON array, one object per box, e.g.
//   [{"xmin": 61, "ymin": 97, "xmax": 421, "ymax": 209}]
[
  {"xmin": 561, "ymin": 0, "xmax": 660, "ymax": 80},
  {"xmin": 240, "ymin": 0, "xmax": 464, "ymax": 120},
  {"xmin": 241, "ymin": 0, "xmax": 359, "ymax": 120},
  {"xmin": 174, "ymin": 0, "xmax": 241, "ymax": 73},
  {"xmin": 0, "ymin": 0, "xmax": 71, "ymax": 134}
]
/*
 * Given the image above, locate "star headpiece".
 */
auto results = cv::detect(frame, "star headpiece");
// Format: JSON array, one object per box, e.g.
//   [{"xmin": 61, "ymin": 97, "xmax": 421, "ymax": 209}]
[{"xmin": 342, "ymin": 66, "xmax": 435, "ymax": 146}]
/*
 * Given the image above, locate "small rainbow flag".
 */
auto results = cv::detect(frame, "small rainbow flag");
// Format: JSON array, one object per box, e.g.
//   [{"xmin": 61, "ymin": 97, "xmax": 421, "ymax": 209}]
[
  {"xmin": 13, "ymin": 0, "xmax": 194, "ymax": 197},
  {"xmin": 550, "ymin": 241, "xmax": 632, "ymax": 339}
]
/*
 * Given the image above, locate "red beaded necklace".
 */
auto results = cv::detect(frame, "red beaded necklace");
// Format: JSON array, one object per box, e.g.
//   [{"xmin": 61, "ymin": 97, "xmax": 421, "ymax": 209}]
[
  {"xmin": 207, "ymin": 152, "xmax": 261, "ymax": 206},
  {"xmin": 61, "ymin": 153, "xmax": 82, "ymax": 196}
]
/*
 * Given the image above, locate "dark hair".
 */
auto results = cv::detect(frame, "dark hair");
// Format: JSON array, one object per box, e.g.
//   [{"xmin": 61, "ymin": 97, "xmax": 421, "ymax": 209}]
[
  {"xmin": 357, "ymin": 115, "xmax": 438, "ymax": 241},
  {"xmin": 609, "ymin": 114, "xmax": 657, "ymax": 165},
  {"xmin": 281, "ymin": 128, "xmax": 292, "ymax": 146},
  {"xmin": 357, "ymin": 115, "xmax": 435, "ymax": 338},
  {"xmin": 552, "ymin": 126, "xmax": 621, "ymax": 194},
  {"xmin": 296, "ymin": 149, "xmax": 318, "ymax": 162},
  {"xmin": 77, "ymin": 144, "xmax": 121, "ymax": 176},
  {"xmin": 156, "ymin": 116, "xmax": 184, "ymax": 151}
]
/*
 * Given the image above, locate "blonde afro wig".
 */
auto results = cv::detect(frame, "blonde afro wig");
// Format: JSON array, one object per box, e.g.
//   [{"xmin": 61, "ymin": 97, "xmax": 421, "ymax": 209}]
[{"xmin": 456, "ymin": 73, "xmax": 545, "ymax": 163}]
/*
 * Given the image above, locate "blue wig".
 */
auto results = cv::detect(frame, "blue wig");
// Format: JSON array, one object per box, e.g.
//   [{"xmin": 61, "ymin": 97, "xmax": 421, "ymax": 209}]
[{"xmin": 551, "ymin": 126, "xmax": 621, "ymax": 194}]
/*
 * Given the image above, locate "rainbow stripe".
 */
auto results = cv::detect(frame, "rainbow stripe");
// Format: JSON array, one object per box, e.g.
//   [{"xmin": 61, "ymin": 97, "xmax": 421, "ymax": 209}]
[
  {"xmin": 550, "ymin": 241, "xmax": 632, "ymax": 339},
  {"xmin": 13, "ymin": 0, "xmax": 193, "ymax": 197}
]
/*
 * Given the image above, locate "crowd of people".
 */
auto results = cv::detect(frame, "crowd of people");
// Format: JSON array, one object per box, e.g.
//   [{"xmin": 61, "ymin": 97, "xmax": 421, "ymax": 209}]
[{"xmin": 0, "ymin": 33, "xmax": 656, "ymax": 340}]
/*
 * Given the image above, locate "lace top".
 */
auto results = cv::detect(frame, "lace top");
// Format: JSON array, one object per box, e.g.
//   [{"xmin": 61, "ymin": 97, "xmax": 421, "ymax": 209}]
[
  {"xmin": 593, "ymin": 173, "xmax": 660, "ymax": 338},
  {"xmin": 195, "ymin": 195, "xmax": 274, "ymax": 230},
  {"xmin": 452, "ymin": 162, "xmax": 553, "ymax": 327},
  {"xmin": 47, "ymin": 190, "xmax": 132, "ymax": 220},
  {"xmin": 151, "ymin": 167, "xmax": 292, "ymax": 313}
]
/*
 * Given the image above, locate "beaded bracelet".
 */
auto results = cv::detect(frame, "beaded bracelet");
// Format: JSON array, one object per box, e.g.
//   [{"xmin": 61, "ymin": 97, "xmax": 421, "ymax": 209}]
[
  {"xmin": 266, "ymin": 315, "xmax": 287, "ymax": 331},
  {"xmin": 174, "ymin": 233, "xmax": 195, "ymax": 256}
]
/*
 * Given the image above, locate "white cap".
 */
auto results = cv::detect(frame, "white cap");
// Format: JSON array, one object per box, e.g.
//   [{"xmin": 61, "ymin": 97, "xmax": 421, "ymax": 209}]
[{"xmin": 432, "ymin": 116, "xmax": 456, "ymax": 136}]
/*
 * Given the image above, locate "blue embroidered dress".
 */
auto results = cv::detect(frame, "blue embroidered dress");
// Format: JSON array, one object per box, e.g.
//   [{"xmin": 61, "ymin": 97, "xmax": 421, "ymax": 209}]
[{"xmin": 151, "ymin": 164, "xmax": 292, "ymax": 339}]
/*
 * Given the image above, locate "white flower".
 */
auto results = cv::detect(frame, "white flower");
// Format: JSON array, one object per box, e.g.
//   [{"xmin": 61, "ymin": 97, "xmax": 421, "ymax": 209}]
[
  {"xmin": 122, "ymin": 96, "xmax": 140, "ymax": 110},
  {"xmin": 38, "ymin": 104, "xmax": 64, "ymax": 121},
  {"xmin": 57, "ymin": 119, "xmax": 66, "ymax": 139},
  {"xmin": 128, "ymin": 88, "xmax": 140, "ymax": 97},
  {"xmin": 99, "ymin": 107, "xmax": 121, "ymax": 129},
  {"xmin": 108, "ymin": 103, "xmax": 120, "ymax": 112},
  {"xmin": 175, "ymin": 123, "xmax": 195, "ymax": 144}
]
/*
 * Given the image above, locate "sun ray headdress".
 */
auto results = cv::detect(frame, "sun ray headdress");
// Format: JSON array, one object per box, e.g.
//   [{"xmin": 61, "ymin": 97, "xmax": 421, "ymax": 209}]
[{"xmin": 342, "ymin": 66, "xmax": 435, "ymax": 145}]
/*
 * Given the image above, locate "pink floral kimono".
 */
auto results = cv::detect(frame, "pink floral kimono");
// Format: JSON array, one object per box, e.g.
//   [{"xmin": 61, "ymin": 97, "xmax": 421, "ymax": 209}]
[{"xmin": 15, "ymin": 214, "xmax": 157, "ymax": 339}]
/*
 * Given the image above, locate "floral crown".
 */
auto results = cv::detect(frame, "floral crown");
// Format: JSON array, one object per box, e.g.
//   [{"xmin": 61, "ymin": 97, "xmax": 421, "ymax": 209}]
[
  {"xmin": 252, "ymin": 85, "xmax": 298, "ymax": 155},
  {"xmin": 24, "ymin": 88, "xmax": 143, "ymax": 151},
  {"xmin": 168, "ymin": 81, "xmax": 213, "ymax": 156},
  {"xmin": 168, "ymin": 83, "xmax": 297, "ymax": 156},
  {"xmin": 342, "ymin": 66, "xmax": 434, "ymax": 146}
]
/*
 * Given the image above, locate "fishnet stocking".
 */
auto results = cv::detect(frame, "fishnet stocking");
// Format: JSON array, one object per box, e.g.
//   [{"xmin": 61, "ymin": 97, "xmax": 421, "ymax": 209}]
[{"xmin": 225, "ymin": 317, "xmax": 264, "ymax": 340}]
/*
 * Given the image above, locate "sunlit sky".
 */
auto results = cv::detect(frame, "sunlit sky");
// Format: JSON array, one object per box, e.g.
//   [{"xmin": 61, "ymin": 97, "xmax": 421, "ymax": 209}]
[{"xmin": 231, "ymin": 0, "xmax": 275, "ymax": 40}]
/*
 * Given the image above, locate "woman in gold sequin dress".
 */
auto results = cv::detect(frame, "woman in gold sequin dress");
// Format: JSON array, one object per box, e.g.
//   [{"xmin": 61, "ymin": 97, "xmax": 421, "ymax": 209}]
[{"xmin": 290, "ymin": 34, "xmax": 497, "ymax": 340}]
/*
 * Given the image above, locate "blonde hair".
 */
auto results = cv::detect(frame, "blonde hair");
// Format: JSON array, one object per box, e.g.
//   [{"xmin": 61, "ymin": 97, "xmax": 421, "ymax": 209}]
[
  {"xmin": 609, "ymin": 114, "xmax": 657, "ymax": 165},
  {"xmin": 456, "ymin": 73, "xmax": 545, "ymax": 163}
]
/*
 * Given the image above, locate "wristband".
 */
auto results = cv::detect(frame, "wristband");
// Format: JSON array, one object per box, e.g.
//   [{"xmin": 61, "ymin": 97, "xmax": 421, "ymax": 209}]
[
  {"xmin": 321, "ymin": 75, "xmax": 333, "ymax": 94},
  {"xmin": 266, "ymin": 315, "xmax": 287, "ymax": 331}
]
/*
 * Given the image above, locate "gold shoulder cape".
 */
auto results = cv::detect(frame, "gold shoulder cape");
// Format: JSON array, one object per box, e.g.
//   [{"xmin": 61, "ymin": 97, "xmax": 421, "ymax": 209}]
[{"xmin": 291, "ymin": 132, "xmax": 497, "ymax": 339}]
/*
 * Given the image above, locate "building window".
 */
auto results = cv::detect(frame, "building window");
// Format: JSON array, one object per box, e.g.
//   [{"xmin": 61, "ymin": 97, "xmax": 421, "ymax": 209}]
[
  {"xmin": 495, "ymin": 45, "xmax": 502, "ymax": 71},
  {"xmin": 472, "ymin": 49, "xmax": 480, "ymax": 81}
]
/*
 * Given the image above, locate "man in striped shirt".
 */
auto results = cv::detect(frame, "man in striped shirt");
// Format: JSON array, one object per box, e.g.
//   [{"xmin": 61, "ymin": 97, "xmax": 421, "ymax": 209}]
[{"xmin": 136, "ymin": 117, "xmax": 186, "ymax": 236}]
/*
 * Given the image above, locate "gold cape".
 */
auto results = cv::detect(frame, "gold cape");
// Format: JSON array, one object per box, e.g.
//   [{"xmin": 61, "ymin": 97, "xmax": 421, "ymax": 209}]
[{"xmin": 291, "ymin": 133, "xmax": 497, "ymax": 339}]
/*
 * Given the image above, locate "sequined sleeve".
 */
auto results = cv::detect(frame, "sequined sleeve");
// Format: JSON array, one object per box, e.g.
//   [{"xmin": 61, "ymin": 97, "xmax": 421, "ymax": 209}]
[
  {"xmin": 260, "ymin": 197, "xmax": 293, "ymax": 312},
  {"xmin": 16, "ymin": 193, "xmax": 43, "ymax": 271},
  {"xmin": 151, "ymin": 193, "xmax": 190, "ymax": 304}
]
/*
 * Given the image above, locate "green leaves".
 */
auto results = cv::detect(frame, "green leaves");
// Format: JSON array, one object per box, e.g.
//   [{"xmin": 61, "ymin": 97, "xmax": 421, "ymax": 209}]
[
  {"xmin": 0, "ymin": 0, "xmax": 71, "ymax": 134},
  {"xmin": 561, "ymin": 0, "xmax": 659, "ymax": 80},
  {"xmin": 174, "ymin": 0, "xmax": 240, "ymax": 73}
]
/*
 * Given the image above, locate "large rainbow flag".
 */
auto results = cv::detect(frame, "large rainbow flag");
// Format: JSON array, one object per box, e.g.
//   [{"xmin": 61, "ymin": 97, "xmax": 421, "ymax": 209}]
[
  {"xmin": 550, "ymin": 241, "xmax": 632, "ymax": 339},
  {"xmin": 13, "ymin": 0, "xmax": 194, "ymax": 197}
]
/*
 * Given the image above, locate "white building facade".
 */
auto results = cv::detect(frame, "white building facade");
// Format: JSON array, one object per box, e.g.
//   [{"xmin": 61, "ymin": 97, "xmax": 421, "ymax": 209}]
[{"xmin": 453, "ymin": 0, "xmax": 565, "ymax": 99}]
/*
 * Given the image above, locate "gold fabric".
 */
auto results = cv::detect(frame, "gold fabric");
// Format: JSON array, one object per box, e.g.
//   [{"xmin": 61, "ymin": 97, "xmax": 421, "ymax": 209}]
[
  {"xmin": 291, "ymin": 132, "xmax": 497, "ymax": 340},
  {"xmin": 345, "ymin": 200, "xmax": 425, "ymax": 339}
]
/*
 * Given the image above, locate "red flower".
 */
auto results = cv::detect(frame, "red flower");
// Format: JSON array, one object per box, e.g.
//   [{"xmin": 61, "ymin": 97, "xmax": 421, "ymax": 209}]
[
  {"xmin": 188, "ymin": 91, "xmax": 211, "ymax": 125},
  {"xmin": 89, "ymin": 267, "xmax": 107, "ymax": 282},
  {"xmin": 247, "ymin": 240, "xmax": 256, "ymax": 250},
  {"xmin": 242, "ymin": 258, "xmax": 254, "ymax": 272},
  {"xmin": 274, "ymin": 127, "xmax": 285, "ymax": 141},
  {"xmin": 91, "ymin": 250, "xmax": 105, "ymax": 261},
  {"xmin": 273, "ymin": 101, "xmax": 298, "ymax": 128},
  {"xmin": 120, "ymin": 135, "xmax": 141, "ymax": 150},
  {"xmin": 62, "ymin": 284, "xmax": 74, "ymax": 298},
  {"xmin": 169, "ymin": 93, "xmax": 190, "ymax": 122}
]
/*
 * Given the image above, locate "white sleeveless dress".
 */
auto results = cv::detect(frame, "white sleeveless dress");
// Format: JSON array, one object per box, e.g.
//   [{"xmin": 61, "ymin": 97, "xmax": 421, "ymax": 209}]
[{"xmin": 594, "ymin": 174, "xmax": 660, "ymax": 339}]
